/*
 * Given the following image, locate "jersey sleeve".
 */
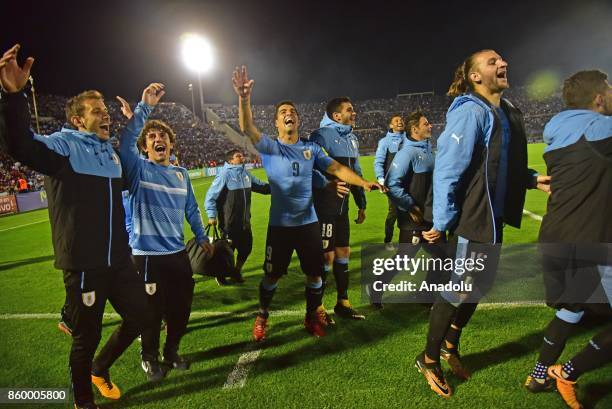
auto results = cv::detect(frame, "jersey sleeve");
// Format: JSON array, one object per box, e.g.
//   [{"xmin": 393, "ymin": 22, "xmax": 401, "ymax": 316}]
[
  {"xmin": 313, "ymin": 144, "xmax": 334, "ymax": 172},
  {"xmin": 253, "ymin": 134, "xmax": 276, "ymax": 154}
]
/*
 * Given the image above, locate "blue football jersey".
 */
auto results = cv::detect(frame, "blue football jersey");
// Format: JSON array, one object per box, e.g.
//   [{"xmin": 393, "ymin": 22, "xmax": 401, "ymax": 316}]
[{"xmin": 255, "ymin": 134, "xmax": 334, "ymax": 226}]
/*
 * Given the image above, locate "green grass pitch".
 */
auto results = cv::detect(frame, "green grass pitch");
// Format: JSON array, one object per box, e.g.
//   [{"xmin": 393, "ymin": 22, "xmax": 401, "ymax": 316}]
[{"xmin": 0, "ymin": 144, "xmax": 610, "ymax": 408}]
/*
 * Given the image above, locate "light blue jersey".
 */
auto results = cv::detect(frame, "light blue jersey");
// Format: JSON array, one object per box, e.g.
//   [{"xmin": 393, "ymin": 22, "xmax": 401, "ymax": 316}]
[
  {"xmin": 255, "ymin": 134, "xmax": 334, "ymax": 226},
  {"xmin": 118, "ymin": 102, "xmax": 207, "ymax": 255}
]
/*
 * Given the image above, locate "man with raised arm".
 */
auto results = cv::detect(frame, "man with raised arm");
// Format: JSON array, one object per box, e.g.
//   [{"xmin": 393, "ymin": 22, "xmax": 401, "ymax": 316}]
[
  {"xmin": 232, "ymin": 66, "xmax": 384, "ymax": 341},
  {"xmin": 0, "ymin": 44, "xmax": 154, "ymax": 409}
]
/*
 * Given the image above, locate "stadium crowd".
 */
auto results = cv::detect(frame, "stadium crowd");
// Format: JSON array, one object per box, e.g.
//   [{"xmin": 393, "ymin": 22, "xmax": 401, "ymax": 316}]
[{"xmin": 1, "ymin": 86, "xmax": 563, "ymax": 193}]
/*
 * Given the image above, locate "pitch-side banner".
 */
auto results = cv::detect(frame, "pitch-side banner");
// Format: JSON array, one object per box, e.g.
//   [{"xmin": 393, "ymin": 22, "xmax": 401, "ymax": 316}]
[
  {"xmin": 361, "ymin": 243, "xmax": 612, "ymax": 305},
  {"xmin": 0, "ymin": 195, "xmax": 18, "ymax": 215},
  {"xmin": 15, "ymin": 191, "xmax": 48, "ymax": 213}
]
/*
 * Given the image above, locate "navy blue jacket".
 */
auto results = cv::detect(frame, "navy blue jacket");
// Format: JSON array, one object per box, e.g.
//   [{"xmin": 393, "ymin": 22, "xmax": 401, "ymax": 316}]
[
  {"xmin": 310, "ymin": 113, "xmax": 366, "ymax": 216},
  {"xmin": 0, "ymin": 91, "xmax": 149, "ymax": 270},
  {"xmin": 386, "ymin": 138, "xmax": 435, "ymax": 230},
  {"xmin": 205, "ymin": 162, "xmax": 270, "ymax": 232},
  {"xmin": 374, "ymin": 131, "xmax": 408, "ymax": 182}
]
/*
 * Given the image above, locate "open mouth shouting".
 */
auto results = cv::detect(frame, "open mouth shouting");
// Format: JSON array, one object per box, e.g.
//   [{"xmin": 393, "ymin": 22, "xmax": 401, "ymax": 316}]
[{"xmin": 153, "ymin": 143, "xmax": 167, "ymax": 155}]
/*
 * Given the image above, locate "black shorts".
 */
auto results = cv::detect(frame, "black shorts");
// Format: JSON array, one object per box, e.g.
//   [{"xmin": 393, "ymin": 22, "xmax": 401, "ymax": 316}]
[
  {"xmin": 225, "ymin": 228, "xmax": 253, "ymax": 262},
  {"xmin": 263, "ymin": 222, "xmax": 324, "ymax": 278},
  {"xmin": 319, "ymin": 212, "xmax": 350, "ymax": 252}
]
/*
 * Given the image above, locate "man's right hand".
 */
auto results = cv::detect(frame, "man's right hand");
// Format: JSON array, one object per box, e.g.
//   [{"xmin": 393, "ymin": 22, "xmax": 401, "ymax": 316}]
[
  {"xmin": 232, "ymin": 65, "xmax": 254, "ymax": 98},
  {"xmin": 0, "ymin": 44, "xmax": 34, "ymax": 93},
  {"xmin": 208, "ymin": 218, "xmax": 217, "ymax": 225}
]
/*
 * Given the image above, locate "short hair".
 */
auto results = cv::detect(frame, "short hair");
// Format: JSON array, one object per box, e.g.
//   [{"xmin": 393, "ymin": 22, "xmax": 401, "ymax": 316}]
[
  {"xmin": 137, "ymin": 120, "xmax": 176, "ymax": 152},
  {"xmin": 225, "ymin": 149, "xmax": 242, "ymax": 162},
  {"xmin": 406, "ymin": 109, "xmax": 426, "ymax": 133},
  {"xmin": 65, "ymin": 90, "xmax": 104, "ymax": 123},
  {"xmin": 562, "ymin": 70, "xmax": 608, "ymax": 109},
  {"xmin": 274, "ymin": 100, "xmax": 299, "ymax": 120},
  {"xmin": 388, "ymin": 114, "xmax": 403, "ymax": 126},
  {"xmin": 326, "ymin": 96, "xmax": 352, "ymax": 120}
]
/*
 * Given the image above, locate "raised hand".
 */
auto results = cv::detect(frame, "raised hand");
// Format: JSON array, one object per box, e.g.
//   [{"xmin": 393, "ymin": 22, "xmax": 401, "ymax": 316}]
[
  {"xmin": 141, "ymin": 83, "xmax": 165, "ymax": 106},
  {"xmin": 232, "ymin": 65, "xmax": 254, "ymax": 98},
  {"xmin": 0, "ymin": 44, "xmax": 34, "ymax": 93},
  {"xmin": 116, "ymin": 96, "xmax": 133, "ymax": 119}
]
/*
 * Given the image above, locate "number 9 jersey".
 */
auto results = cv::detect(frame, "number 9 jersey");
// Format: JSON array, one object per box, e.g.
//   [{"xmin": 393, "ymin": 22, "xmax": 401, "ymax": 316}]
[{"xmin": 254, "ymin": 134, "xmax": 333, "ymax": 227}]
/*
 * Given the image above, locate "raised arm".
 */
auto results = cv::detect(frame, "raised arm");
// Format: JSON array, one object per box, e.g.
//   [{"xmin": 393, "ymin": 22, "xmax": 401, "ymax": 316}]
[
  {"xmin": 0, "ymin": 44, "xmax": 66, "ymax": 175},
  {"xmin": 117, "ymin": 83, "xmax": 164, "ymax": 190},
  {"xmin": 232, "ymin": 65, "xmax": 261, "ymax": 144}
]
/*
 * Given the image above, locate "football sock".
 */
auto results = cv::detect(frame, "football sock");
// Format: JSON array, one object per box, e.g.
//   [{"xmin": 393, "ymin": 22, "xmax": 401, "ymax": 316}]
[
  {"xmin": 259, "ymin": 278, "xmax": 277, "ymax": 311},
  {"xmin": 425, "ymin": 301, "xmax": 457, "ymax": 362},
  {"xmin": 563, "ymin": 327, "xmax": 612, "ymax": 381},
  {"xmin": 334, "ymin": 258, "xmax": 349, "ymax": 301},
  {"xmin": 305, "ymin": 279, "xmax": 324, "ymax": 313}
]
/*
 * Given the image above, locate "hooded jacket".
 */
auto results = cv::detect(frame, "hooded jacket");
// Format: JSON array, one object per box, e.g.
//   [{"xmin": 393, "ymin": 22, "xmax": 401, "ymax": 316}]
[
  {"xmin": 0, "ymin": 91, "xmax": 149, "ymax": 270},
  {"xmin": 205, "ymin": 162, "xmax": 270, "ymax": 232},
  {"xmin": 386, "ymin": 137, "xmax": 435, "ymax": 230},
  {"xmin": 309, "ymin": 113, "xmax": 366, "ymax": 216},
  {"xmin": 374, "ymin": 130, "xmax": 408, "ymax": 183},
  {"xmin": 539, "ymin": 110, "xmax": 612, "ymax": 245},
  {"xmin": 432, "ymin": 93, "xmax": 537, "ymax": 243}
]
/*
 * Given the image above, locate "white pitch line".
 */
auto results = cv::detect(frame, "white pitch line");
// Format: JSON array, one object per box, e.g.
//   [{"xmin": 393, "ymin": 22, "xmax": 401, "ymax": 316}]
[
  {"xmin": 223, "ymin": 348, "xmax": 262, "ymax": 390},
  {"xmin": 0, "ymin": 219, "xmax": 48, "ymax": 232},
  {"xmin": 522, "ymin": 209, "xmax": 543, "ymax": 222}
]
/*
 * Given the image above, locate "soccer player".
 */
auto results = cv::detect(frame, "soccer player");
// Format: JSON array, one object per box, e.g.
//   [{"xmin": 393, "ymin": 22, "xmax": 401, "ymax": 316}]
[
  {"xmin": 310, "ymin": 97, "xmax": 368, "ymax": 320},
  {"xmin": 370, "ymin": 110, "xmax": 446, "ymax": 308},
  {"xmin": 114, "ymin": 89, "xmax": 215, "ymax": 381},
  {"xmin": 374, "ymin": 115, "xmax": 408, "ymax": 249},
  {"xmin": 231, "ymin": 66, "xmax": 383, "ymax": 340},
  {"xmin": 205, "ymin": 149, "xmax": 270, "ymax": 284},
  {"xmin": 0, "ymin": 44, "xmax": 154, "ymax": 409},
  {"xmin": 525, "ymin": 70, "xmax": 612, "ymax": 393},
  {"xmin": 414, "ymin": 49, "xmax": 550, "ymax": 398}
]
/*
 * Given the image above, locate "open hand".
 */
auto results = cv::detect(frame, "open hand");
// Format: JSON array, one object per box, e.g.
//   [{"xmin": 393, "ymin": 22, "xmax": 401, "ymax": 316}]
[
  {"xmin": 116, "ymin": 96, "xmax": 133, "ymax": 119},
  {"xmin": 232, "ymin": 65, "xmax": 254, "ymax": 98},
  {"xmin": 141, "ymin": 83, "xmax": 165, "ymax": 106},
  {"xmin": 0, "ymin": 44, "xmax": 34, "ymax": 93}
]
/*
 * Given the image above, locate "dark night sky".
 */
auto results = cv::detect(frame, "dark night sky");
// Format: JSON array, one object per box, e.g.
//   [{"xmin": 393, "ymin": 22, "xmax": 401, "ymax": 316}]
[{"xmin": 1, "ymin": 0, "xmax": 611, "ymax": 107}]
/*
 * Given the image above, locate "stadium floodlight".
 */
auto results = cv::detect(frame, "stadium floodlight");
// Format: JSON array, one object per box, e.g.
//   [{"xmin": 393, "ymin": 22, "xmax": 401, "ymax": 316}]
[
  {"xmin": 181, "ymin": 33, "xmax": 213, "ymax": 123},
  {"xmin": 181, "ymin": 34, "xmax": 214, "ymax": 74}
]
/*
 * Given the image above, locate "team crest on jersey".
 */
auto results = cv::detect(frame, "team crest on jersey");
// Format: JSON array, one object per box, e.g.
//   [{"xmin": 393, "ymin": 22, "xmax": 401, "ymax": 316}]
[
  {"xmin": 82, "ymin": 291, "xmax": 96, "ymax": 307},
  {"xmin": 176, "ymin": 172, "xmax": 184, "ymax": 182},
  {"xmin": 112, "ymin": 153, "xmax": 120, "ymax": 165},
  {"xmin": 322, "ymin": 240, "xmax": 329, "ymax": 249},
  {"xmin": 145, "ymin": 283, "xmax": 157, "ymax": 295},
  {"xmin": 303, "ymin": 149, "xmax": 312, "ymax": 160}
]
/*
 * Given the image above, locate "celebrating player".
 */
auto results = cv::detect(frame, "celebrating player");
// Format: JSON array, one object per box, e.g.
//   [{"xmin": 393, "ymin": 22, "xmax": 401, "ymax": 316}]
[
  {"xmin": 232, "ymin": 66, "xmax": 383, "ymax": 341},
  {"xmin": 374, "ymin": 115, "xmax": 409, "ymax": 249},
  {"xmin": 0, "ymin": 44, "xmax": 154, "ymax": 409},
  {"xmin": 526, "ymin": 70, "xmax": 612, "ymax": 395},
  {"xmin": 415, "ymin": 49, "xmax": 550, "ymax": 398}
]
